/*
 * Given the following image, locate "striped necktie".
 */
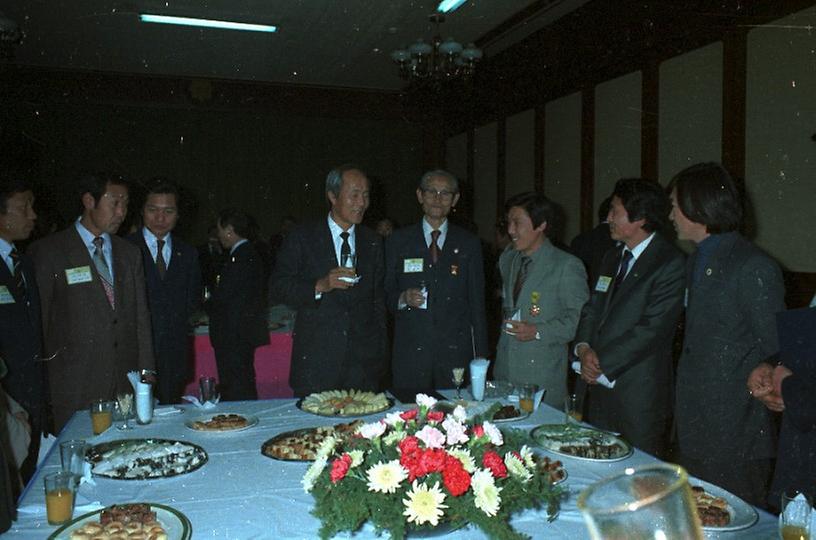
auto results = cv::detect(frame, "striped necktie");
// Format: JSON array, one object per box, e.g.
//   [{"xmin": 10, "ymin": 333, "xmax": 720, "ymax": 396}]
[
  {"xmin": 512, "ymin": 256, "xmax": 532, "ymax": 306},
  {"xmin": 92, "ymin": 236, "xmax": 115, "ymax": 309},
  {"xmin": 429, "ymin": 230, "xmax": 441, "ymax": 264}
]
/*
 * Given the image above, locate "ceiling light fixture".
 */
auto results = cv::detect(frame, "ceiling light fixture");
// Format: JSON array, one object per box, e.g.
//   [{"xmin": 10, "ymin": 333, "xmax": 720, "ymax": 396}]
[
  {"xmin": 390, "ymin": 13, "xmax": 482, "ymax": 85},
  {"xmin": 437, "ymin": 0, "xmax": 468, "ymax": 14},
  {"xmin": 139, "ymin": 14, "xmax": 277, "ymax": 33}
]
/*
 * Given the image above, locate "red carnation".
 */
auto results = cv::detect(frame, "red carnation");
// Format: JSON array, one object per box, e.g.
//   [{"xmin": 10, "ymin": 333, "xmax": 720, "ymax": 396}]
[
  {"xmin": 472, "ymin": 425, "xmax": 485, "ymax": 438},
  {"xmin": 426, "ymin": 410, "xmax": 445, "ymax": 423},
  {"xmin": 483, "ymin": 451, "xmax": 508, "ymax": 479},
  {"xmin": 442, "ymin": 455, "xmax": 471, "ymax": 496},
  {"xmin": 419, "ymin": 448, "xmax": 447, "ymax": 474},
  {"xmin": 399, "ymin": 436, "xmax": 420, "ymax": 455},
  {"xmin": 330, "ymin": 454, "xmax": 352, "ymax": 483},
  {"xmin": 400, "ymin": 409, "xmax": 418, "ymax": 421}
]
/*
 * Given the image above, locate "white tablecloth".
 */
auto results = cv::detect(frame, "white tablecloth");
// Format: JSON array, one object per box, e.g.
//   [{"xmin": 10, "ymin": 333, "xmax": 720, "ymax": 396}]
[{"xmin": 7, "ymin": 396, "xmax": 779, "ymax": 539}]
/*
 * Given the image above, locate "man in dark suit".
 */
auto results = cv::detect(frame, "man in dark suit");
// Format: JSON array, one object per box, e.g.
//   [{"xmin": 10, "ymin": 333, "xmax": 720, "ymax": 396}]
[
  {"xmin": 575, "ymin": 178, "xmax": 685, "ymax": 458},
  {"xmin": 127, "ymin": 179, "xmax": 201, "ymax": 404},
  {"xmin": 207, "ymin": 208, "xmax": 268, "ymax": 401},
  {"xmin": 669, "ymin": 162, "xmax": 784, "ymax": 507},
  {"xmin": 569, "ymin": 196, "xmax": 616, "ymax": 287},
  {"xmin": 0, "ymin": 173, "xmax": 46, "ymax": 482},
  {"xmin": 384, "ymin": 170, "xmax": 487, "ymax": 391},
  {"xmin": 270, "ymin": 164, "xmax": 386, "ymax": 396},
  {"xmin": 29, "ymin": 173, "xmax": 155, "ymax": 431}
]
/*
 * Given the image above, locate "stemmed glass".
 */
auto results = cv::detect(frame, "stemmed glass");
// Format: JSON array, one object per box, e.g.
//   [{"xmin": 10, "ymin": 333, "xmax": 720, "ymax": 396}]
[
  {"xmin": 452, "ymin": 368, "xmax": 465, "ymax": 400},
  {"xmin": 116, "ymin": 393, "xmax": 134, "ymax": 431}
]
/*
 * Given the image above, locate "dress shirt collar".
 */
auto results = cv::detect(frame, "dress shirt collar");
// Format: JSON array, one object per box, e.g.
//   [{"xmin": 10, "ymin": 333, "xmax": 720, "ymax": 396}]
[
  {"xmin": 230, "ymin": 238, "xmax": 248, "ymax": 255},
  {"xmin": 327, "ymin": 213, "xmax": 356, "ymax": 265},
  {"xmin": 142, "ymin": 227, "xmax": 173, "ymax": 262},
  {"xmin": 0, "ymin": 237, "xmax": 14, "ymax": 274},
  {"xmin": 422, "ymin": 218, "xmax": 448, "ymax": 249},
  {"xmin": 627, "ymin": 232, "xmax": 655, "ymax": 261},
  {"xmin": 75, "ymin": 218, "xmax": 112, "ymax": 257}
]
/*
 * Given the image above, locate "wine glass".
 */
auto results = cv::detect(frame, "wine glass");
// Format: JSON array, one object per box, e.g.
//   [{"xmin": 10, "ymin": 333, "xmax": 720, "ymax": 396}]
[
  {"xmin": 452, "ymin": 367, "xmax": 465, "ymax": 400},
  {"xmin": 116, "ymin": 393, "xmax": 134, "ymax": 431}
]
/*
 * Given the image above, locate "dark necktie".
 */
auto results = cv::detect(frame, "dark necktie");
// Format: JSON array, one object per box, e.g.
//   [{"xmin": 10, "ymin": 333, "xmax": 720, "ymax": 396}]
[
  {"xmin": 340, "ymin": 231, "xmax": 350, "ymax": 262},
  {"xmin": 156, "ymin": 238, "xmax": 167, "ymax": 279},
  {"xmin": 429, "ymin": 230, "xmax": 441, "ymax": 264},
  {"xmin": 8, "ymin": 247, "xmax": 26, "ymax": 300},
  {"xmin": 512, "ymin": 256, "xmax": 531, "ymax": 306},
  {"xmin": 613, "ymin": 248, "xmax": 633, "ymax": 293},
  {"xmin": 92, "ymin": 236, "xmax": 115, "ymax": 309}
]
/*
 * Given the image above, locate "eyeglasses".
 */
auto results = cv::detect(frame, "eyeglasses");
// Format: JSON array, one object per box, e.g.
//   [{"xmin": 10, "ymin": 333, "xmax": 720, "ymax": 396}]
[{"xmin": 422, "ymin": 188, "xmax": 456, "ymax": 201}]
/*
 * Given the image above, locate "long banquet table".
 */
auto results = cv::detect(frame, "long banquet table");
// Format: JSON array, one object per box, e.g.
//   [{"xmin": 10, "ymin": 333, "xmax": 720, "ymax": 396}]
[{"xmin": 9, "ymin": 395, "xmax": 779, "ymax": 539}]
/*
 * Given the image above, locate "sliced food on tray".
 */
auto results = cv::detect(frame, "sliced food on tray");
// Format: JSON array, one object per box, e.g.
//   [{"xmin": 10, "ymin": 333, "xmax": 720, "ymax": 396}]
[
  {"xmin": 691, "ymin": 485, "xmax": 731, "ymax": 527},
  {"xmin": 531, "ymin": 424, "xmax": 632, "ymax": 461},
  {"xmin": 67, "ymin": 503, "xmax": 167, "ymax": 539},
  {"xmin": 262, "ymin": 420, "xmax": 362, "ymax": 461},
  {"xmin": 300, "ymin": 389, "xmax": 389, "ymax": 416},
  {"xmin": 86, "ymin": 439, "xmax": 207, "ymax": 480}
]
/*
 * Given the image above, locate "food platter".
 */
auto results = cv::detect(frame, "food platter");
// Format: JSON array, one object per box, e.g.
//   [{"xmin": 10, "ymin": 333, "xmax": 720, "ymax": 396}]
[
  {"xmin": 530, "ymin": 424, "xmax": 633, "ymax": 462},
  {"xmin": 690, "ymin": 478, "xmax": 758, "ymax": 532},
  {"xmin": 490, "ymin": 405, "xmax": 532, "ymax": 424},
  {"xmin": 185, "ymin": 412, "xmax": 259, "ymax": 432},
  {"xmin": 534, "ymin": 455, "xmax": 568, "ymax": 485},
  {"xmin": 47, "ymin": 502, "xmax": 192, "ymax": 539},
  {"xmin": 297, "ymin": 389, "xmax": 392, "ymax": 417},
  {"xmin": 85, "ymin": 438, "xmax": 208, "ymax": 480},
  {"xmin": 261, "ymin": 421, "xmax": 362, "ymax": 462},
  {"xmin": 433, "ymin": 400, "xmax": 531, "ymax": 423}
]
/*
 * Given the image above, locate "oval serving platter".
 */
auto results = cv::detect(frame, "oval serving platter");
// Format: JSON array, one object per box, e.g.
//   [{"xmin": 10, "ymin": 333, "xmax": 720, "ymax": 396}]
[
  {"xmin": 85, "ymin": 438, "xmax": 208, "ymax": 480},
  {"xmin": 531, "ymin": 424, "xmax": 633, "ymax": 462},
  {"xmin": 48, "ymin": 502, "xmax": 192, "ymax": 540}
]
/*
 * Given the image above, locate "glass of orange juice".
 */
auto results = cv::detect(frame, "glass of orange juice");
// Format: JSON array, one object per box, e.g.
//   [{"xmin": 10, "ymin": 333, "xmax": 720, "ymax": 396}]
[
  {"xmin": 44, "ymin": 471, "xmax": 76, "ymax": 525},
  {"xmin": 519, "ymin": 383, "xmax": 538, "ymax": 413},
  {"xmin": 89, "ymin": 399, "xmax": 113, "ymax": 435}
]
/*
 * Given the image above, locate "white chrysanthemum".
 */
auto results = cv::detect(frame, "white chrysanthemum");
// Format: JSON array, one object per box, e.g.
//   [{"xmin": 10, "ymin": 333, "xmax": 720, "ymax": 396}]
[
  {"xmin": 471, "ymin": 469, "xmax": 502, "ymax": 517},
  {"xmin": 358, "ymin": 421, "xmax": 387, "ymax": 440},
  {"xmin": 447, "ymin": 448, "xmax": 476, "ymax": 473},
  {"xmin": 402, "ymin": 480, "xmax": 448, "ymax": 526},
  {"xmin": 383, "ymin": 430, "xmax": 403, "ymax": 446},
  {"xmin": 315, "ymin": 435, "xmax": 337, "ymax": 460},
  {"xmin": 302, "ymin": 455, "xmax": 328, "ymax": 493},
  {"xmin": 519, "ymin": 445, "xmax": 536, "ymax": 469},
  {"xmin": 383, "ymin": 411, "xmax": 405, "ymax": 427},
  {"xmin": 482, "ymin": 421, "xmax": 503, "ymax": 446},
  {"xmin": 441, "ymin": 416, "xmax": 469, "ymax": 446},
  {"xmin": 504, "ymin": 453, "xmax": 532, "ymax": 483},
  {"xmin": 367, "ymin": 460, "xmax": 408, "ymax": 494},
  {"xmin": 348, "ymin": 450, "xmax": 365, "ymax": 468},
  {"xmin": 452, "ymin": 405, "xmax": 467, "ymax": 422},
  {"xmin": 416, "ymin": 393, "xmax": 438, "ymax": 409}
]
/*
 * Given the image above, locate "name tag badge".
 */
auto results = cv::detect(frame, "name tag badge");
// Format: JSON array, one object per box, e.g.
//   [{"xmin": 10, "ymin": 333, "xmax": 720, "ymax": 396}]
[
  {"xmin": 403, "ymin": 258, "xmax": 423, "ymax": 273},
  {"xmin": 65, "ymin": 266, "xmax": 93, "ymax": 285},
  {"xmin": 595, "ymin": 276, "xmax": 612, "ymax": 293},
  {"xmin": 0, "ymin": 286, "xmax": 15, "ymax": 304}
]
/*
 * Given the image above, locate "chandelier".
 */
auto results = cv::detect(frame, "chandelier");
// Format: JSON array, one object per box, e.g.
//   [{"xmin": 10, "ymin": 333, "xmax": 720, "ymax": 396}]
[{"xmin": 390, "ymin": 14, "xmax": 482, "ymax": 84}]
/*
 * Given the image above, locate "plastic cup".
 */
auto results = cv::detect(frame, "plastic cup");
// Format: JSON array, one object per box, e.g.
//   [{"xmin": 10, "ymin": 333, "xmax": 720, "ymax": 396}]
[
  {"xmin": 469, "ymin": 357, "xmax": 490, "ymax": 401},
  {"xmin": 44, "ymin": 471, "xmax": 76, "ymax": 525}
]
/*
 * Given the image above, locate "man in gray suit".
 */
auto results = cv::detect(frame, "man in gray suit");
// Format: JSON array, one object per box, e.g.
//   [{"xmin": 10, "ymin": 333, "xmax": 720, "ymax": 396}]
[
  {"xmin": 495, "ymin": 192, "xmax": 588, "ymax": 408},
  {"xmin": 575, "ymin": 178, "xmax": 685, "ymax": 457},
  {"xmin": 670, "ymin": 162, "xmax": 784, "ymax": 507},
  {"xmin": 29, "ymin": 173, "xmax": 154, "ymax": 430}
]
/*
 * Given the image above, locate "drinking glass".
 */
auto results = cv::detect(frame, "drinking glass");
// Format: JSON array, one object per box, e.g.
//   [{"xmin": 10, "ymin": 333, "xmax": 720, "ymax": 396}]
[
  {"xmin": 59, "ymin": 439, "xmax": 87, "ymax": 481},
  {"xmin": 116, "ymin": 393, "xmax": 134, "ymax": 430},
  {"xmin": 565, "ymin": 393, "xmax": 583, "ymax": 425},
  {"xmin": 780, "ymin": 491, "xmax": 812, "ymax": 540},
  {"xmin": 519, "ymin": 383, "xmax": 538, "ymax": 413},
  {"xmin": 89, "ymin": 399, "xmax": 113, "ymax": 435},
  {"xmin": 199, "ymin": 376, "xmax": 217, "ymax": 403},
  {"xmin": 577, "ymin": 464, "xmax": 703, "ymax": 540},
  {"xmin": 451, "ymin": 367, "xmax": 465, "ymax": 400},
  {"xmin": 341, "ymin": 252, "xmax": 357, "ymax": 270},
  {"xmin": 469, "ymin": 358, "xmax": 490, "ymax": 401},
  {"xmin": 44, "ymin": 471, "xmax": 77, "ymax": 525}
]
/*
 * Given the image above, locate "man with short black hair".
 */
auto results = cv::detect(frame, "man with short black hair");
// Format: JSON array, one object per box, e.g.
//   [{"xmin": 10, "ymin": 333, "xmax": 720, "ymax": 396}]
[
  {"xmin": 127, "ymin": 178, "xmax": 201, "ymax": 403},
  {"xmin": 575, "ymin": 178, "xmax": 685, "ymax": 457},
  {"xmin": 29, "ymin": 173, "xmax": 154, "ymax": 430},
  {"xmin": 670, "ymin": 162, "xmax": 784, "ymax": 507},
  {"xmin": 270, "ymin": 165, "xmax": 386, "ymax": 396}
]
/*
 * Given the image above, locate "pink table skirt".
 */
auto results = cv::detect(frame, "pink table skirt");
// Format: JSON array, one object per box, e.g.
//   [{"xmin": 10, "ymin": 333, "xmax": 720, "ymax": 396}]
[{"xmin": 184, "ymin": 332, "xmax": 294, "ymax": 399}]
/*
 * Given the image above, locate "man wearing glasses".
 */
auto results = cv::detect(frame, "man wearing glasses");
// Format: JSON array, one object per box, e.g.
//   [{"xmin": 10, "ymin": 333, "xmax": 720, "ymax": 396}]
[{"xmin": 384, "ymin": 170, "xmax": 488, "ymax": 392}]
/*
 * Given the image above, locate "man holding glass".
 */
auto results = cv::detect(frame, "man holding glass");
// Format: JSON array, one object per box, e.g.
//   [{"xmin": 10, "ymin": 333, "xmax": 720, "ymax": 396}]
[
  {"xmin": 384, "ymin": 170, "xmax": 488, "ymax": 391},
  {"xmin": 270, "ymin": 165, "xmax": 386, "ymax": 396}
]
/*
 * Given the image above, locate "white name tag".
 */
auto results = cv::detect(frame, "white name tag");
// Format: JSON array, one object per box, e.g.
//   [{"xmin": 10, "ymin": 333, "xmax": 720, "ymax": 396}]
[
  {"xmin": 403, "ymin": 258, "xmax": 423, "ymax": 273},
  {"xmin": 0, "ymin": 286, "xmax": 15, "ymax": 304},
  {"xmin": 65, "ymin": 266, "xmax": 93, "ymax": 285},
  {"xmin": 595, "ymin": 276, "xmax": 612, "ymax": 293}
]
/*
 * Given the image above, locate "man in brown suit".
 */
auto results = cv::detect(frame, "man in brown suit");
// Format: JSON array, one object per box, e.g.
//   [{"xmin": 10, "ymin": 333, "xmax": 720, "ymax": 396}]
[{"xmin": 29, "ymin": 173, "xmax": 154, "ymax": 430}]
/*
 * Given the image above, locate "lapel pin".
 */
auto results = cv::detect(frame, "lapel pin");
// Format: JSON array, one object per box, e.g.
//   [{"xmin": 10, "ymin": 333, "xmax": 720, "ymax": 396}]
[
  {"xmin": 705, "ymin": 268, "xmax": 712, "ymax": 276},
  {"xmin": 450, "ymin": 264, "xmax": 459, "ymax": 276}
]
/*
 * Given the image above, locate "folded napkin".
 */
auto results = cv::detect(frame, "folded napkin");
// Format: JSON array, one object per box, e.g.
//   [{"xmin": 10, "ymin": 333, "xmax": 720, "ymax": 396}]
[
  {"xmin": 778, "ymin": 493, "xmax": 816, "ymax": 532},
  {"xmin": 571, "ymin": 360, "xmax": 616, "ymax": 389},
  {"xmin": 532, "ymin": 388, "xmax": 546, "ymax": 411},
  {"xmin": 182, "ymin": 395, "xmax": 219, "ymax": 409},
  {"xmin": 153, "ymin": 406, "xmax": 184, "ymax": 416}
]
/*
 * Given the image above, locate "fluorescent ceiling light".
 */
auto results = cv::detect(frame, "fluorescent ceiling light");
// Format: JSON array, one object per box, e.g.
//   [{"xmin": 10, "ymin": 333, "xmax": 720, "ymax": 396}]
[
  {"xmin": 437, "ymin": 0, "xmax": 468, "ymax": 13},
  {"xmin": 139, "ymin": 14, "xmax": 277, "ymax": 33}
]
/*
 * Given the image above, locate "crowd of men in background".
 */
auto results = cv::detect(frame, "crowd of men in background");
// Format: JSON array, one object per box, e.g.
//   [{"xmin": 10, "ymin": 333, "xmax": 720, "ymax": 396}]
[{"xmin": 0, "ymin": 161, "xmax": 813, "ymax": 530}]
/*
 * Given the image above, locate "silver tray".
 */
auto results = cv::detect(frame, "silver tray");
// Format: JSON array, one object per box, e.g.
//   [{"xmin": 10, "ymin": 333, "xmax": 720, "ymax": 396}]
[
  {"xmin": 86, "ymin": 438, "xmax": 208, "ymax": 480},
  {"xmin": 531, "ymin": 424, "xmax": 633, "ymax": 462}
]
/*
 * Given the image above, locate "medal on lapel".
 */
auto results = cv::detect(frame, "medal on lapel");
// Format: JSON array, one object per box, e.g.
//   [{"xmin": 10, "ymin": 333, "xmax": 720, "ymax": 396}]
[
  {"xmin": 529, "ymin": 291, "xmax": 541, "ymax": 316},
  {"xmin": 450, "ymin": 264, "xmax": 459, "ymax": 276}
]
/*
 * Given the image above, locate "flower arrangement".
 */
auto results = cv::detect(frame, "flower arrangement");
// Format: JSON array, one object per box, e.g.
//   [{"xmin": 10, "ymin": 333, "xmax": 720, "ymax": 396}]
[{"xmin": 303, "ymin": 394, "xmax": 562, "ymax": 539}]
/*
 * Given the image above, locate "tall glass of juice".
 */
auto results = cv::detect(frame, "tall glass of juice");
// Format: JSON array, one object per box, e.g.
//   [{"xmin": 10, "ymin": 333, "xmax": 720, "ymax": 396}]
[
  {"xmin": 44, "ymin": 471, "xmax": 76, "ymax": 525},
  {"xmin": 89, "ymin": 399, "xmax": 113, "ymax": 435}
]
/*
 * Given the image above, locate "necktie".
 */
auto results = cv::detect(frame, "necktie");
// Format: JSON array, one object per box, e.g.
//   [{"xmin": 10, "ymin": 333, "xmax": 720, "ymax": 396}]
[
  {"xmin": 429, "ymin": 230, "xmax": 441, "ymax": 264},
  {"xmin": 92, "ymin": 236, "xmax": 115, "ymax": 309},
  {"xmin": 340, "ymin": 231, "xmax": 350, "ymax": 264},
  {"xmin": 156, "ymin": 238, "xmax": 167, "ymax": 279},
  {"xmin": 8, "ymin": 248, "xmax": 26, "ymax": 301},
  {"xmin": 613, "ymin": 248, "xmax": 633, "ymax": 293},
  {"xmin": 512, "ymin": 256, "xmax": 531, "ymax": 306}
]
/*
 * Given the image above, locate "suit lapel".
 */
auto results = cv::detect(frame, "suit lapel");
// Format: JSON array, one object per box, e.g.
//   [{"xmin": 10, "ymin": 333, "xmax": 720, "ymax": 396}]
[
  {"xmin": 603, "ymin": 237, "xmax": 664, "ymax": 314},
  {"xmin": 686, "ymin": 233, "xmax": 736, "ymax": 321},
  {"xmin": 67, "ymin": 228, "xmax": 114, "ymax": 312}
]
